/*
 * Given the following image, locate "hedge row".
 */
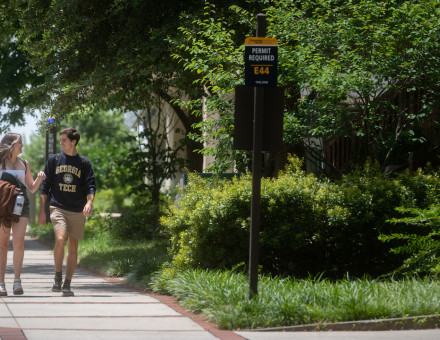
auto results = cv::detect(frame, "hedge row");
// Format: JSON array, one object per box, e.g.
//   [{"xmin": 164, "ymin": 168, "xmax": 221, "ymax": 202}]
[{"xmin": 161, "ymin": 157, "xmax": 440, "ymax": 278}]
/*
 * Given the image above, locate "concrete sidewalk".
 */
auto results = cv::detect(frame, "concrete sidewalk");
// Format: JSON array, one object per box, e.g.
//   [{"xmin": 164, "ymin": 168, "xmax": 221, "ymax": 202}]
[
  {"xmin": 0, "ymin": 237, "xmax": 439, "ymax": 340},
  {"xmin": 0, "ymin": 237, "xmax": 241, "ymax": 340}
]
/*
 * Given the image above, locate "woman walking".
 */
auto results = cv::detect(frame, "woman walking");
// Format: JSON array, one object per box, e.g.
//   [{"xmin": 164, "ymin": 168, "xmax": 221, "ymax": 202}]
[{"xmin": 0, "ymin": 133, "xmax": 45, "ymax": 295}]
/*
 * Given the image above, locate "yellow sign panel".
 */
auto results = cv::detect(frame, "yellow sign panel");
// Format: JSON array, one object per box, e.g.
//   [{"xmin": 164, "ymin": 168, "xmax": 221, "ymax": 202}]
[{"xmin": 245, "ymin": 37, "xmax": 278, "ymax": 46}]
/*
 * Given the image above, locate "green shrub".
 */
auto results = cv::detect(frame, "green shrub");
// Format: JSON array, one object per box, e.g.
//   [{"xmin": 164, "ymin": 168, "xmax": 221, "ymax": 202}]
[
  {"xmin": 162, "ymin": 156, "xmax": 440, "ymax": 278},
  {"xmin": 107, "ymin": 199, "xmax": 161, "ymax": 240},
  {"xmin": 380, "ymin": 204, "xmax": 440, "ymax": 277},
  {"xmin": 396, "ymin": 168, "xmax": 440, "ymax": 207},
  {"xmin": 259, "ymin": 166, "xmax": 340, "ymax": 276},
  {"xmin": 93, "ymin": 186, "xmax": 131, "ymax": 213},
  {"xmin": 164, "ymin": 174, "xmax": 252, "ymax": 270},
  {"xmin": 335, "ymin": 160, "xmax": 414, "ymax": 276}
]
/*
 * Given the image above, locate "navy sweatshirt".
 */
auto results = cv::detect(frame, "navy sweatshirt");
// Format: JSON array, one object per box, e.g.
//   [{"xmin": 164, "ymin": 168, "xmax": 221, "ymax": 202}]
[{"xmin": 40, "ymin": 152, "xmax": 96, "ymax": 213}]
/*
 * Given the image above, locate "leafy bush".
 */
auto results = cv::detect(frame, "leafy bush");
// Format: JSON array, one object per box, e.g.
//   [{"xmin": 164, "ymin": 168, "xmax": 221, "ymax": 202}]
[
  {"xmin": 103, "ymin": 189, "xmax": 175, "ymax": 240},
  {"xmin": 333, "ymin": 160, "xmax": 414, "ymax": 276},
  {"xmin": 106, "ymin": 199, "xmax": 162, "ymax": 240},
  {"xmin": 395, "ymin": 168, "xmax": 440, "ymax": 208},
  {"xmin": 164, "ymin": 174, "xmax": 252, "ymax": 271},
  {"xmin": 380, "ymin": 204, "xmax": 440, "ymax": 277},
  {"xmin": 162, "ymin": 156, "xmax": 440, "ymax": 278},
  {"xmin": 93, "ymin": 186, "xmax": 131, "ymax": 213}
]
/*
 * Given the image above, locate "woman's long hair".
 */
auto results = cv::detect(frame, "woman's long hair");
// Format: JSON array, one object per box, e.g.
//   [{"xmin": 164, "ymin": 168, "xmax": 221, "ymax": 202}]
[{"xmin": 0, "ymin": 133, "xmax": 22, "ymax": 164}]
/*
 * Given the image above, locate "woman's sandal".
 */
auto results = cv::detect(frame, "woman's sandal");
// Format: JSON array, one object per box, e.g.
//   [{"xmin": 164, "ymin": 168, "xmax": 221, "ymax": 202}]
[
  {"xmin": 13, "ymin": 279, "xmax": 23, "ymax": 295},
  {"xmin": 0, "ymin": 282, "xmax": 7, "ymax": 296}
]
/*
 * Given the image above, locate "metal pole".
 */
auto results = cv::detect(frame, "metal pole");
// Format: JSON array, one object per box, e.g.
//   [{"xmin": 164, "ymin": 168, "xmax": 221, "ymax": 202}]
[
  {"xmin": 45, "ymin": 118, "xmax": 56, "ymax": 222},
  {"xmin": 249, "ymin": 13, "xmax": 267, "ymax": 299},
  {"xmin": 45, "ymin": 118, "xmax": 56, "ymax": 160}
]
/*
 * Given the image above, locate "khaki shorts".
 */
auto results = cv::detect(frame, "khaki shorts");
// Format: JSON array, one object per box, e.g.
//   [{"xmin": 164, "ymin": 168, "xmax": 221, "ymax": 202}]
[{"xmin": 50, "ymin": 206, "xmax": 86, "ymax": 240}]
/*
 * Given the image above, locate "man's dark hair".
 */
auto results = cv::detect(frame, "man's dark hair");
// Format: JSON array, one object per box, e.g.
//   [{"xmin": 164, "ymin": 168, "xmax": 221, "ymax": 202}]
[{"xmin": 60, "ymin": 128, "xmax": 80, "ymax": 146}]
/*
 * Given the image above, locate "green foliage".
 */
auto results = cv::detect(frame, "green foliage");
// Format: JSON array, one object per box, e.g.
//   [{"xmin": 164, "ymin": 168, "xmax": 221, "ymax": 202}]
[
  {"xmin": 77, "ymin": 136, "xmax": 132, "ymax": 191},
  {"xmin": 93, "ymin": 187, "xmax": 131, "ymax": 213},
  {"xmin": 125, "ymin": 113, "xmax": 185, "ymax": 198},
  {"xmin": 269, "ymin": 0, "xmax": 440, "ymax": 168},
  {"xmin": 172, "ymin": 0, "xmax": 440, "ymax": 172},
  {"xmin": 395, "ymin": 168, "xmax": 440, "ymax": 208},
  {"xmin": 122, "ymin": 105, "xmax": 186, "ymax": 233},
  {"xmin": 152, "ymin": 268, "xmax": 440, "ymax": 330},
  {"xmin": 0, "ymin": 3, "xmax": 43, "ymax": 132},
  {"xmin": 172, "ymin": 2, "xmax": 256, "ymax": 173},
  {"xmin": 1, "ymin": 0, "xmax": 260, "ymax": 163},
  {"xmin": 6, "ymin": 0, "xmax": 179, "ymax": 115},
  {"xmin": 4, "ymin": 0, "xmax": 440, "ymax": 172},
  {"xmin": 162, "ymin": 172, "xmax": 251, "ymax": 270},
  {"xmin": 381, "ymin": 204, "xmax": 440, "ymax": 277},
  {"xmin": 106, "ymin": 198, "xmax": 169, "ymax": 240},
  {"xmin": 162, "ymin": 156, "xmax": 440, "ymax": 278}
]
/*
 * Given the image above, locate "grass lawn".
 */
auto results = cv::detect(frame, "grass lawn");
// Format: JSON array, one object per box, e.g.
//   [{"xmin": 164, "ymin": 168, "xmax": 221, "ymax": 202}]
[{"xmin": 151, "ymin": 268, "xmax": 440, "ymax": 330}]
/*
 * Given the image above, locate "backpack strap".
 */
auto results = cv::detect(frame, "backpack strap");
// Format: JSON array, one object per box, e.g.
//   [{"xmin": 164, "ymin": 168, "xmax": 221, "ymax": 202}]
[
  {"xmin": 52, "ymin": 153, "xmax": 60, "ymax": 169},
  {"xmin": 19, "ymin": 158, "xmax": 27, "ymax": 174}
]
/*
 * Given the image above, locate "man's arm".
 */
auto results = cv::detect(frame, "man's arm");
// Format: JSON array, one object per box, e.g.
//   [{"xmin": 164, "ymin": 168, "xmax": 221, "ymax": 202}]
[
  {"xmin": 81, "ymin": 158, "xmax": 96, "ymax": 217},
  {"xmin": 83, "ymin": 194, "xmax": 94, "ymax": 217},
  {"xmin": 38, "ymin": 155, "xmax": 54, "ymax": 226}
]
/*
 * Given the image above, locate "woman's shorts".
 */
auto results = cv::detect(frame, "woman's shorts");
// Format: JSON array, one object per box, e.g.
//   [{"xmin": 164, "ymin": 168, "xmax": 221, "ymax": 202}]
[
  {"xmin": 50, "ymin": 206, "xmax": 86, "ymax": 240},
  {"xmin": 19, "ymin": 190, "xmax": 30, "ymax": 219}
]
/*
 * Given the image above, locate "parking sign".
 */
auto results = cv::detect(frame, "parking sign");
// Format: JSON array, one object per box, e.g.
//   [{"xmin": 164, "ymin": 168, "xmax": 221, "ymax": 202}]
[{"xmin": 244, "ymin": 37, "xmax": 278, "ymax": 87}]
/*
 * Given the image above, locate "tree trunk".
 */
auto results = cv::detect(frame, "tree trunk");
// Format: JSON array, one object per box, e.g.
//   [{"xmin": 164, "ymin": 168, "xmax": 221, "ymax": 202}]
[{"xmin": 151, "ymin": 184, "xmax": 161, "ymax": 236}]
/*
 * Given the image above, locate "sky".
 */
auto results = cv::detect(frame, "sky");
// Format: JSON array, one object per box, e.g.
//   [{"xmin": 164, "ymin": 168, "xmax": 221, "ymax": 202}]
[
  {"xmin": 1, "ymin": 107, "xmax": 41, "ymax": 144},
  {"xmin": 13, "ymin": 114, "xmax": 40, "ymax": 143}
]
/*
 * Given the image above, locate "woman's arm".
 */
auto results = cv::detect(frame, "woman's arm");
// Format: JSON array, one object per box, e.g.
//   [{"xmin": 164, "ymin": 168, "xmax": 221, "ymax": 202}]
[{"xmin": 24, "ymin": 160, "xmax": 46, "ymax": 193}]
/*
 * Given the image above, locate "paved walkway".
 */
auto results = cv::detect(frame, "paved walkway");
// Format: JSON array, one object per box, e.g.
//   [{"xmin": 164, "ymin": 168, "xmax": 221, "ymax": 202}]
[{"xmin": 0, "ymin": 237, "xmax": 438, "ymax": 340}]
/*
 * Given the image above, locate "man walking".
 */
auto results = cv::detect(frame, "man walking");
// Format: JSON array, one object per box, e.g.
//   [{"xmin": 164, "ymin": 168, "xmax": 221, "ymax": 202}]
[{"xmin": 38, "ymin": 128, "xmax": 96, "ymax": 296}]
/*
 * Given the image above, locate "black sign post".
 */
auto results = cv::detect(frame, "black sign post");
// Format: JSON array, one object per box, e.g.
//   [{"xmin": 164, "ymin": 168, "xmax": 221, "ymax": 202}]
[
  {"xmin": 248, "ymin": 14, "xmax": 270, "ymax": 299},
  {"xmin": 234, "ymin": 15, "xmax": 283, "ymax": 299},
  {"xmin": 249, "ymin": 82, "xmax": 263, "ymax": 298},
  {"xmin": 45, "ymin": 118, "xmax": 57, "ymax": 161},
  {"xmin": 45, "ymin": 118, "xmax": 57, "ymax": 222}
]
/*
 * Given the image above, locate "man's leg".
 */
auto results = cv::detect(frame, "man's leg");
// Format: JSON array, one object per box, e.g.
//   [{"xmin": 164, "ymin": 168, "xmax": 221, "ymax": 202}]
[
  {"xmin": 54, "ymin": 228, "xmax": 67, "ymax": 272},
  {"xmin": 62, "ymin": 237, "xmax": 79, "ymax": 297},
  {"xmin": 52, "ymin": 228, "xmax": 67, "ymax": 292},
  {"xmin": 65, "ymin": 237, "xmax": 79, "ymax": 281}
]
